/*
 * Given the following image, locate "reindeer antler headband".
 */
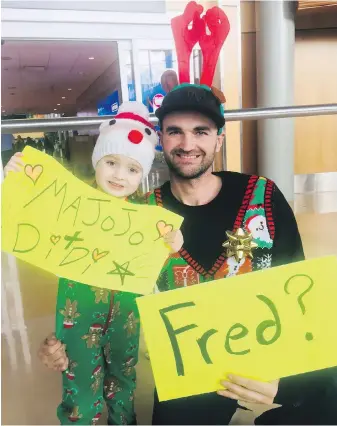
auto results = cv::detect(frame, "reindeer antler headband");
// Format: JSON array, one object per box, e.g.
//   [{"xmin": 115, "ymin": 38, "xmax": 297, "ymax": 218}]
[{"xmin": 171, "ymin": 1, "xmax": 230, "ymax": 88}]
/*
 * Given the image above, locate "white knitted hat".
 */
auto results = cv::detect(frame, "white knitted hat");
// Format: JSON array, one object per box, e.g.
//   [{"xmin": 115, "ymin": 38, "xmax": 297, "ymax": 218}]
[{"xmin": 92, "ymin": 101, "xmax": 157, "ymax": 178}]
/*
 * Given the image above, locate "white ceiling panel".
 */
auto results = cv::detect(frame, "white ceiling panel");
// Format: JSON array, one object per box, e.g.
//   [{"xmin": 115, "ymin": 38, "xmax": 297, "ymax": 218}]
[{"xmin": 1, "ymin": 40, "xmax": 119, "ymax": 115}]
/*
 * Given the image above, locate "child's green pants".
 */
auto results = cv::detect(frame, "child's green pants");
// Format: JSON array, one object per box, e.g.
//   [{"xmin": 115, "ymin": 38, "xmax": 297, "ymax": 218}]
[{"xmin": 55, "ymin": 278, "xmax": 140, "ymax": 425}]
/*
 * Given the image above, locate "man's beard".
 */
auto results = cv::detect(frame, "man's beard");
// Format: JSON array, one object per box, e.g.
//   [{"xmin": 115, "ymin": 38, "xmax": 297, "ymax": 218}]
[{"xmin": 164, "ymin": 149, "xmax": 215, "ymax": 180}]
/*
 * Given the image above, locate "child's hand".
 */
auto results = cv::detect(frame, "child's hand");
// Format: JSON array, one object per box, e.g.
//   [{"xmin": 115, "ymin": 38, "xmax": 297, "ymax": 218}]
[
  {"xmin": 163, "ymin": 229, "xmax": 184, "ymax": 253},
  {"xmin": 38, "ymin": 333, "xmax": 69, "ymax": 372},
  {"xmin": 4, "ymin": 152, "xmax": 24, "ymax": 177}
]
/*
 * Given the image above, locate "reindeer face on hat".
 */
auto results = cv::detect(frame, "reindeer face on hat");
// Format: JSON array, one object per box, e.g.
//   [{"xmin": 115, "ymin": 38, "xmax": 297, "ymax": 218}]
[{"xmin": 92, "ymin": 101, "xmax": 158, "ymax": 198}]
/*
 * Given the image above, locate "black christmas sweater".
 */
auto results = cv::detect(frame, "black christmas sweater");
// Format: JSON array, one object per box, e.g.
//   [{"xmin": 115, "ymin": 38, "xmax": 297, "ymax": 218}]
[{"xmin": 142, "ymin": 171, "xmax": 336, "ymax": 425}]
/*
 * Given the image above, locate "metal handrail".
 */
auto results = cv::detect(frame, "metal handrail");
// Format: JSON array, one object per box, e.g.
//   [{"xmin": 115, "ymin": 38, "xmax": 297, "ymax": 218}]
[{"xmin": 1, "ymin": 103, "xmax": 337, "ymax": 133}]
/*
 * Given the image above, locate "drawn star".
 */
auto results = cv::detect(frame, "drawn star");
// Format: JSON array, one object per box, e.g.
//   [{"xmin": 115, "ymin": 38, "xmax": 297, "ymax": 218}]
[
  {"xmin": 107, "ymin": 261, "xmax": 135, "ymax": 286},
  {"xmin": 222, "ymin": 228, "xmax": 258, "ymax": 262}
]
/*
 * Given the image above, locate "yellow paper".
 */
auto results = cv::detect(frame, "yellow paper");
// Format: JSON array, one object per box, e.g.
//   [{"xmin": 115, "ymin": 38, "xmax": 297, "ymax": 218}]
[
  {"xmin": 1, "ymin": 147, "xmax": 183, "ymax": 295},
  {"xmin": 137, "ymin": 256, "xmax": 337, "ymax": 401}
]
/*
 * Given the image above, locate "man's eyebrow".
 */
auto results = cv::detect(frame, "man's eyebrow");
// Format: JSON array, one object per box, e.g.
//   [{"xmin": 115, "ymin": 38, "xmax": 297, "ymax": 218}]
[
  {"xmin": 165, "ymin": 125, "xmax": 182, "ymax": 132},
  {"xmin": 194, "ymin": 126, "xmax": 212, "ymax": 132}
]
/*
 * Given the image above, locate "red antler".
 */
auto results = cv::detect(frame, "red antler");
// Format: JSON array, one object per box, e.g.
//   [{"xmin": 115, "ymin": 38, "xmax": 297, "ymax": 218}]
[
  {"xmin": 199, "ymin": 7, "xmax": 230, "ymax": 87},
  {"xmin": 171, "ymin": 1, "xmax": 204, "ymax": 84}
]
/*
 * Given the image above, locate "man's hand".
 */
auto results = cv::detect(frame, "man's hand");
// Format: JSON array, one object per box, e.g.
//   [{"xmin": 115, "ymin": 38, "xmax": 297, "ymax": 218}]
[
  {"xmin": 217, "ymin": 374, "xmax": 279, "ymax": 404},
  {"xmin": 37, "ymin": 333, "xmax": 69, "ymax": 372}
]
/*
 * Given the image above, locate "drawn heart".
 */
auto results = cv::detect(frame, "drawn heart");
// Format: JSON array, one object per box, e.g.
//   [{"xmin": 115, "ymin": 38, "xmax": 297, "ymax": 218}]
[
  {"xmin": 156, "ymin": 221, "xmax": 173, "ymax": 238},
  {"xmin": 24, "ymin": 164, "xmax": 44, "ymax": 185},
  {"xmin": 92, "ymin": 248, "xmax": 109, "ymax": 263},
  {"xmin": 50, "ymin": 235, "xmax": 61, "ymax": 245}
]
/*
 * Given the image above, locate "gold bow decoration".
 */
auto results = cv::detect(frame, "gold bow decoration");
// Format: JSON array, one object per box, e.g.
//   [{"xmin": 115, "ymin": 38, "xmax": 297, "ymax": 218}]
[{"xmin": 222, "ymin": 228, "xmax": 258, "ymax": 262}]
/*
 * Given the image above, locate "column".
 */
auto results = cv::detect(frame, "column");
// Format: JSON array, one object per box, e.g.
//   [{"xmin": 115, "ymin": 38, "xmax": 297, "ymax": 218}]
[{"xmin": 256, "ymin": 0, "xmax": 297, "ymax": 201}]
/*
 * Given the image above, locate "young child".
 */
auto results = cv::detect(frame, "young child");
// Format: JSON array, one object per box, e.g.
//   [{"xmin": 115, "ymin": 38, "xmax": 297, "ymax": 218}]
[{"xmin": 5, "ymin": 101, "xmax": 182, "ymax": 426}]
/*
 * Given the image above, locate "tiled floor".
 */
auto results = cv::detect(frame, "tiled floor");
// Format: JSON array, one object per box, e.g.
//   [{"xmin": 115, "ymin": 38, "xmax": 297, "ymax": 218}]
[{"xmin": 2, "ymin": 190, "xmax": 337, "ymax": 425}]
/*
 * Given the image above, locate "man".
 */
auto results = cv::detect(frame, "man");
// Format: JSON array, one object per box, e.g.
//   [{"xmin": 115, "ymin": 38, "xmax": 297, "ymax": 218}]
[
  {"xmin": 44, "ymin": 134, "xmax": 54, "ymax": 157},
  {"xmin": 161, "ymin": 69, "xmax": 179, "ymax": 94},
  {"xmin": 39, "ymin": 84, "xmax": 336, "ymax": 424},
  {"xmin": 14, "ymin": 135, "xmax": 25, "ymax": 153}
]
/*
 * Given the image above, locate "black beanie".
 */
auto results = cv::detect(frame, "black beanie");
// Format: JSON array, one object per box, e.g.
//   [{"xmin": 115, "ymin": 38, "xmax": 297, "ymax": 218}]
[{"xmin": 155, "ymin": 84, "xmax": 225, "ymax": 131}]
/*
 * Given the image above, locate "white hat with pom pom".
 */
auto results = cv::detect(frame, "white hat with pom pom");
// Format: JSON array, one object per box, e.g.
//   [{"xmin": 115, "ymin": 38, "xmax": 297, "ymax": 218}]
[{"xmin": 92, "ymin": 101, "xmax": 158, "ymax": 178}]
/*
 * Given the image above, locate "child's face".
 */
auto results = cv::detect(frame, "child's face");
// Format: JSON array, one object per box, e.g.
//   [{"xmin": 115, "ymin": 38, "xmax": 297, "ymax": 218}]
[{"xmin": 95, "ymin": 154, "xmax": 143, "ymax": 198}]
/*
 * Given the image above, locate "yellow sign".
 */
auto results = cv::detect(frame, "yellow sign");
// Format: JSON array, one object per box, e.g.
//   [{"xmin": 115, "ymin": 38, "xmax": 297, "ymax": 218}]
[
  {"xmin": 2, "ymin": 147, "xmax": 183, "ymax": 295},
  {"xmin": 137, "ymin": 256, "xmax": 337, "ymax": 401}
]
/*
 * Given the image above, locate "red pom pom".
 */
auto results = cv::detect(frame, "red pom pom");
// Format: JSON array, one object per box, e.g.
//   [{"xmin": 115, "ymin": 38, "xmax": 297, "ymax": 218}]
[{"xmin": 128, "ymin": 130, "xmax": 143, "ymax": 144}]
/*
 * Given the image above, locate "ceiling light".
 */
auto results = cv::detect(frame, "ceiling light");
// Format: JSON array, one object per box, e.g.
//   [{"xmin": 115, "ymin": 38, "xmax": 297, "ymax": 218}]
[
  {"xmin": 62, "ymin": 97, "xmax": 66, "ymax": 99},
  {"xmin": 68, "ymin": 88, "xmax": 72, "ymax": 91},
  {"xmin": 57, "ymin": 103, "xmax": 61, "ymax": 106},
  {"xmin": 88, "ymin": 57, "xmax": 94, "ymax": 60},
  {"xmin": 54, "ymin": 108, "xmax": 57, "ymax": 111}
]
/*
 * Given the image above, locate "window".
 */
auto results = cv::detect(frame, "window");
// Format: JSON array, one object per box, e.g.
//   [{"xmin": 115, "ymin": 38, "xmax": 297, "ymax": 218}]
[
  {"xmin": 139, "ymin": 50, "xmax": 177, "ymax": 112},
  {"xmin": 125, "ymin": 50, "xmax": 136, "ymax": 101}
]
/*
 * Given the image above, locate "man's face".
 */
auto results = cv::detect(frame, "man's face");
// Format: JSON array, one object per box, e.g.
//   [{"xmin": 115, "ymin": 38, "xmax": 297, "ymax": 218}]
[{"xmin": 160, "ymin": 112, "xmax": 223, "ymax": 179}]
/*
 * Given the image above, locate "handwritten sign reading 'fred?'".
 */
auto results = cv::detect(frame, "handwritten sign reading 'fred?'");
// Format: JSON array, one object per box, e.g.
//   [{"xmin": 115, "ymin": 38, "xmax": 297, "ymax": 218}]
[
  {"xmin": 137, "ymin": 256, "xmax": 337, "ymax": 401},
  {"xmin": 1, "ymin": 147, "xmax": 183, "ymax": 294}
]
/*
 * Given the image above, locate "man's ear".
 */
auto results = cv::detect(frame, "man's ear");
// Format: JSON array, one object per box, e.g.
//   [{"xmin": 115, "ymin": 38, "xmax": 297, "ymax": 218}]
[{"xmin": 215, "ymin": 130, "xmax": 225, "ymax": 153}]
